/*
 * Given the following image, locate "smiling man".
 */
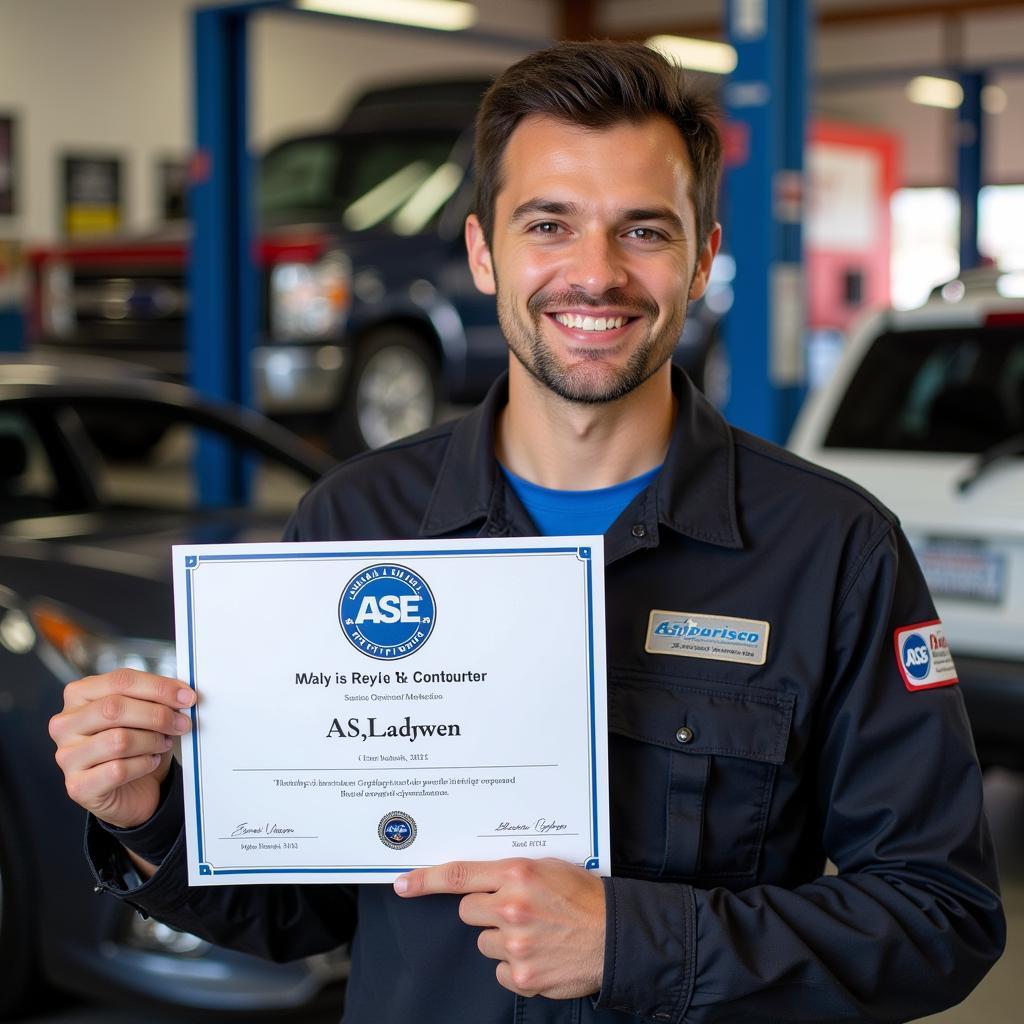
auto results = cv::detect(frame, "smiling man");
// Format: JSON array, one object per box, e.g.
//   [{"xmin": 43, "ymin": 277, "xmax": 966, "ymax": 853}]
[
  {"xmin": 51, "ymin": 41, "xmax": 1003, "ymax": 1023},
  {"xmin": 481, "ymin": 115, "xmax": 708, "ymax": 405},
  {"xmin": 472, "ymin": 111, "xmax": 717, "ymax": 496}
]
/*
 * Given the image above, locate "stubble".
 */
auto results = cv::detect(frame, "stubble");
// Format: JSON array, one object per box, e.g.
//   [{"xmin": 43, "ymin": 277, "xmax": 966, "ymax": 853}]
[{"xmin": 496, "ymin": 284, "xmax": 688, "ymax": 405}]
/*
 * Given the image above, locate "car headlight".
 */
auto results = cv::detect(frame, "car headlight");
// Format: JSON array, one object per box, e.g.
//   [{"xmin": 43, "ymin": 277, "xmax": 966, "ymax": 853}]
[
  {"xmin": 41, "ymin": 259, "xmax": 75, "ymax": 338},
  {"xmin": 270, "ymin": 250, "xmax": 351, "ymax": 341},
  {"xmin": 31, "ymin": 601, "xmax": 177, "ymax": 682}
]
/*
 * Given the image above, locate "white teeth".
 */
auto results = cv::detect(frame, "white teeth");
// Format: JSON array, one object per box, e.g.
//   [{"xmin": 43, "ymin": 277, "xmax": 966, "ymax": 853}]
[{"xmin": 554, "ymin": 314, "xmax": 626, "ymax": 331}]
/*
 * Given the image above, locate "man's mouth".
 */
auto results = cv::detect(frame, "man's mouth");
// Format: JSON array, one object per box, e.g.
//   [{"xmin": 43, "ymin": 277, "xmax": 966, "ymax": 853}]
[{"xmin": 551, "ymin": 313, "xmax": 631, "ymax": 332}]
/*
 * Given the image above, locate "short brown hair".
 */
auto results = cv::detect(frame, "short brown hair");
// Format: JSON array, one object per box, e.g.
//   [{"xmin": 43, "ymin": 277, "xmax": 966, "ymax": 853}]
[{"xmin": 473, "ymin": 40, "xmax": 722, "ymax": 253}]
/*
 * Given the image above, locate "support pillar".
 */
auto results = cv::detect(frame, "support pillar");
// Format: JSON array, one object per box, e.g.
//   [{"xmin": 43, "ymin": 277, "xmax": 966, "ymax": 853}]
[
  {"xmin": 957, "ymin": 71, "xmax": 984, "ymax": 272},
  {"xmin": 190, "ymin": 6, "xmax": 257, "ymax": 506},
  {"xmin": 723, "ymin": 0, "xmax": 810, "ymax": 443}
]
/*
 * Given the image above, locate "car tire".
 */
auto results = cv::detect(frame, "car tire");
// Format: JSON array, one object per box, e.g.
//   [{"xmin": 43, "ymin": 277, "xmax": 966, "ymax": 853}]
[
  {"xmin": 331, "ymin": 328, "xmax": 439, "ymax": 456},
  {"xmin": 0, "ymin": 788, "xmax": 37, "ymax": 1019}
]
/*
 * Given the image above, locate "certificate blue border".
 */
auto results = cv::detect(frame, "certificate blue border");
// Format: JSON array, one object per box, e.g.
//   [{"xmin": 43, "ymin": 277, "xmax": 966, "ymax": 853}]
[{"xmin": 183, "ymin": 545, "xmax": 602, "ymax": 878}]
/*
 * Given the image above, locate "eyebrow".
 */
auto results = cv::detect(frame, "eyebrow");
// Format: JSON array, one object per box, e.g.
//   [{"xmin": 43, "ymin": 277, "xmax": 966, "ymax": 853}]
[
  {"xmin": 508, "ymin": 198, "xmax": 686, "ymax": 236},
  {"xmin": 509, "ymin": 199, "xmax": 580, "ymax": 223}
]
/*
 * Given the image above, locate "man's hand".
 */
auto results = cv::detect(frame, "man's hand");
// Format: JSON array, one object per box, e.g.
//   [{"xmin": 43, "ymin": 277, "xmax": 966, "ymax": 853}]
[
  {"xmin": 49, "ymin": 668, "xmax": 195, "ymax": 829},
  {"xmin": 394, "ymin": 857, "xmax": 605, "ymax": 999}
]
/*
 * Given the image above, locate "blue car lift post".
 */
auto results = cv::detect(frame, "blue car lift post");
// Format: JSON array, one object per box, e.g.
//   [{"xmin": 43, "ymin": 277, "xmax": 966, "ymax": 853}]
[
  {"xmin": 957, "ymin": 70, "xmax": 984, "ymax": 273},
  {"xmin": 188, "ymin": 2, "xmax": 545, "ymax": 508},
  {"xmin": 723, "ymin": 0, "xmax": 810, "ymax": 444},
  {"xmin": 189, "ymin": 2, "xmax": 271, "ymax": 508}
]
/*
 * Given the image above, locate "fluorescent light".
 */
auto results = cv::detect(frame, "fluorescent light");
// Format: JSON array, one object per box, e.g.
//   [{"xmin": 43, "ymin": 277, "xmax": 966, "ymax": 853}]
[
  {"xmin": 646, "ymin": 35, "xmax": 737, "ymax": 75},
  {"xmin": 906, "ymin": 76, "xmax": 963, "ymax": 109},
  {"xmin": 296, "ymin": 0, "xmax": 477, "ymax": 32}
]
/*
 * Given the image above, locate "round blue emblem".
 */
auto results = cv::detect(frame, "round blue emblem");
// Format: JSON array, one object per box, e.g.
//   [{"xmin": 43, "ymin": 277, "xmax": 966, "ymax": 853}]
[
  {"xmin": 902, "ymin": 633, "xmax": 931, "ymax": 680},
  {"xmin": 378, "ymin": 811, "xmax": 417, "ymax": 850},
  {"xmin": 339, "ymin": 563, "xmax": 436, "ymax": 660}
]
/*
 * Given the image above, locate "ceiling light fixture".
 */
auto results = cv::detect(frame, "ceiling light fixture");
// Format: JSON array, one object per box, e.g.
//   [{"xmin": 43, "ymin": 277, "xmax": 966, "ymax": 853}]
[
  {"xmin": 646, "ymin": 35, "xmax": 738, "ymax": 75},
  {"xmin": 906, "ymin": 76, "xmax": 964, "ymax": 109},
  {"xmin": 295, "ymin": 0, "xmax": 477, "ymax": 32}
]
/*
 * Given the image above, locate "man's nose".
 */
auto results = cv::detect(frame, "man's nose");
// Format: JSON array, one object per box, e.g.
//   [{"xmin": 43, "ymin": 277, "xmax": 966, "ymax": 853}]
[{"xmin": 564, "ymin": 232, "xmax": 629, "ymax": 296}]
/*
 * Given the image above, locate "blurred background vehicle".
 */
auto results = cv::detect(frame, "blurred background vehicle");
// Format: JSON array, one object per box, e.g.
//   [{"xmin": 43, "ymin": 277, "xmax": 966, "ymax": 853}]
[
  {"xmin": 790, "ymin": 268, "xmax": 1024, "ymax": 771},
  {"xmin": 24, "ymin": 78, "xmax": 734, "ymax": 458},
  {"xmin": 3, "ymin": 2, "xmax": 1022, "ymax": 1020},
  {"xmin": 0, "ymin": 355, "xmax": 345, "ymax": 1020}
]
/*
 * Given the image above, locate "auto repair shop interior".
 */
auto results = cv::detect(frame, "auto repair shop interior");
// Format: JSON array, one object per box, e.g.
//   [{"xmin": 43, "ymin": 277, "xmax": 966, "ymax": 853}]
[{"xmin": 0, "ymin": 2, "xmax": 1022, "ymax": 1022}]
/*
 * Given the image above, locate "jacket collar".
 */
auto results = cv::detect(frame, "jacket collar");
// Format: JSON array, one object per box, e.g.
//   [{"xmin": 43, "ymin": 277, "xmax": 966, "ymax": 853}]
[{"xmin": 420, "ymin": 366, "xmax": 743, "ymax": 550}]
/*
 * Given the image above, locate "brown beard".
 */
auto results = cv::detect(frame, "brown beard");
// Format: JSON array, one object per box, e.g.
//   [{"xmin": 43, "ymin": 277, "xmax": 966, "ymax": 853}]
[{"xmin": 497, "ymin": 285, "xmax": 686, "ymax": 404}]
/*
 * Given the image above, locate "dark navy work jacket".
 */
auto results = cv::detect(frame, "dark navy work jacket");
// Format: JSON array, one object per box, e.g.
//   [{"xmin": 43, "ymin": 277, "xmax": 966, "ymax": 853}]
[{"xmin": 89, "ymin": 369, "xmax": 1004, "ymax": 1023}]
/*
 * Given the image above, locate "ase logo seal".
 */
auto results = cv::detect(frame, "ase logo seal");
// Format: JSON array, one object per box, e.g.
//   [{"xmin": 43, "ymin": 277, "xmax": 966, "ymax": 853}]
[
  {"xmin": 901, "ymin": 633, "xmax": 931, "ymax": 680},
  {"xmin": 340, "ymin": 563, "xmax": 436, "ymax": 660},
  {"xmin": 378, "ymin": 811, "xmax": 417, "ymax": 851}
]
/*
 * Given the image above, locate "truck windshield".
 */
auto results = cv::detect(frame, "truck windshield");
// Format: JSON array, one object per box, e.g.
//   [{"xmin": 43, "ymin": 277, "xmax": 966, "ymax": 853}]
[
  {"xmin": 824, "ymin": 324, "xmax": 1024, "ymax": 454},
  {"xmin": 258, "ymin": 132, "xmax": 465, "ymax": 235},
  {"xmin": 259, "ymin": 135, "xmax": 341, "ymax": 224}
]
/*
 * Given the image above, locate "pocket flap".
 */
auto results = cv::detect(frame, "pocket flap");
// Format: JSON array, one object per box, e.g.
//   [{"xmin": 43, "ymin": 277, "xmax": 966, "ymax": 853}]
[{"xmin": 609, "ymin": 671, "xmax": 795, "ymax": 765}]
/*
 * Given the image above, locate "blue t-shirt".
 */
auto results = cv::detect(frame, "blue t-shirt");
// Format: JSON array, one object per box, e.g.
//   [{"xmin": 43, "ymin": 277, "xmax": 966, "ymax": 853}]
[{"xmin": 501, "ymin": 464, "xmax": 661, "ymax": 536}]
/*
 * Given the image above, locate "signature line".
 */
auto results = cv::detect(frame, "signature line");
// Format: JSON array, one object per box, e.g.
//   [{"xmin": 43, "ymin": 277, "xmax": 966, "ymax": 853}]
[
  {"xmin": 221, "ymin": 835, "xmax": 320, "ymax": 840},
  {"xmin": 477, "ymin": 833, "xmax": 579, "ymax": 838}
]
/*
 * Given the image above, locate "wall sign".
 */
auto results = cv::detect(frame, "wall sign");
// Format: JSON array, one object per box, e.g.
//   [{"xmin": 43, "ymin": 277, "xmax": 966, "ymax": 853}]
[{"xmin": 62, "ymin": 153, "xmax": 123, "ymax": 237}]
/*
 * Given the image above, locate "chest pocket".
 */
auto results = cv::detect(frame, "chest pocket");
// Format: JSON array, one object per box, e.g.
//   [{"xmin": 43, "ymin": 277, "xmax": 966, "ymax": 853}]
[{"xmin": 608, "ymin": 668, "xmax": 794, "ymax": 883}]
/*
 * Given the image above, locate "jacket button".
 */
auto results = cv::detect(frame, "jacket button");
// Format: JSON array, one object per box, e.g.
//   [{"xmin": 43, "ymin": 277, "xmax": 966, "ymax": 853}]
[
  {"xmin": 631, "ymin": 524, "xmax": 646, "ymax": 538},
  {"xmin": 675, "ymin": 725, "xmax": 694, "ymax": 744}
]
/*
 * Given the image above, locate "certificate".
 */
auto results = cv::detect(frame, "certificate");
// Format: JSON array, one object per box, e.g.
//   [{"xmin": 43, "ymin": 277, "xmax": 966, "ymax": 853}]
[{"xmin": 172, "ymin": 538, "xmax": 610, "ymax": 885}]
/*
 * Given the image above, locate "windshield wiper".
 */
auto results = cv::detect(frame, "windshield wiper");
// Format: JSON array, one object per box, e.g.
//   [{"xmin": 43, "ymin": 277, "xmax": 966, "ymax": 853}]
[{"xmin": 957, "ymin": 432, "xmax": 1024, "ymax": 493}]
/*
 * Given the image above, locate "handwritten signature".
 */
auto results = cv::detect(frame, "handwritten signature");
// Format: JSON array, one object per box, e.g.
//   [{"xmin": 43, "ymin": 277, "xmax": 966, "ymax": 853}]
[
  {"xmin": 494, "ymin": 818, "xmax": 568, "ymax": 834},
  {"xmin": 230, "ymin": 822, "xmax": 296, "ymax": 837}
]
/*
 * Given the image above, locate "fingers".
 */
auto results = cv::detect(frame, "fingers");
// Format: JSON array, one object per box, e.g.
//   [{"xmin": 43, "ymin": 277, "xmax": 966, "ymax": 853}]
[
  {"xmin": 55, "ymin": 726, "xmax": 174, "ymax": 776},
  {"xmin": 395, "ymin": 858, "xmax": 526, "ymax": 897},
  {"xmin": 50, "ymin": 672, "xmax": 194, "ymax": 751},
  {"xmin": 404, "ymin": 858, "xmax": 605, "ymax": 1001},
  {"xmin": 57, "ymin": 694, "xmax": 192, "ymax": 743},
  {"xmin": 64, "ymin": 752, "xmax": 167, "ymax": 811},
  {"xmin": 476, "ymin": 929, "xmax": 543, "ymax": 998},
  {"xmin": 476, "ymin": 923, "xmax": 534, "ymax": 962},
  {"xmin": 60, "ymin": 668, "xmax": 193, "ymax": 712},
  {"xmin": 48, "ymin": 668, "xmax": 196, "ymax": 824},
  {"xmin": 495, "ymin": 960, "xmax": 540, "ymax": 998}
]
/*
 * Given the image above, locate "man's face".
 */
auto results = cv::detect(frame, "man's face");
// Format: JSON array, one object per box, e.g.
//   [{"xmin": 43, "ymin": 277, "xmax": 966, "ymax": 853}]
[{"xmin": 465, "ymin": 113, "xmax": 720, "ymax": 404}]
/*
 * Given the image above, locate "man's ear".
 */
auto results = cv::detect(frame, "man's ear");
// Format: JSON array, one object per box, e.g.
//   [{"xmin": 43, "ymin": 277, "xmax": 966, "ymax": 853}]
[
  {"xmin": 688, "ymin": 222, "xmax": 723, "ymax": 301},
  {"xmin": 465, "ymin": 214, "xmax": 496, "ymax": 296}
]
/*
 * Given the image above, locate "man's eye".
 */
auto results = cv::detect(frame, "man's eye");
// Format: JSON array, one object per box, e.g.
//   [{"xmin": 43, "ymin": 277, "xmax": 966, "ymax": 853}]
[
  {"xmin": 531, "ymin": 222, "xmax": 562, "ymax": 234},
  {"xmin": 626, "ymin": 227, "xmax": 666, "ymax": 242}
]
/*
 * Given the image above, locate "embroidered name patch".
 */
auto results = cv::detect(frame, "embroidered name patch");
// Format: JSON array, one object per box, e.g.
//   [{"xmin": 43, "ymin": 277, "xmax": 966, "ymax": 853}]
[
  {"xmin": 894, "ymin": 620, "xmax": 959, "ymax": 691},
  {"xmin": 645, "ymin": 610, "xmax": 769, "ymax": 666}
]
